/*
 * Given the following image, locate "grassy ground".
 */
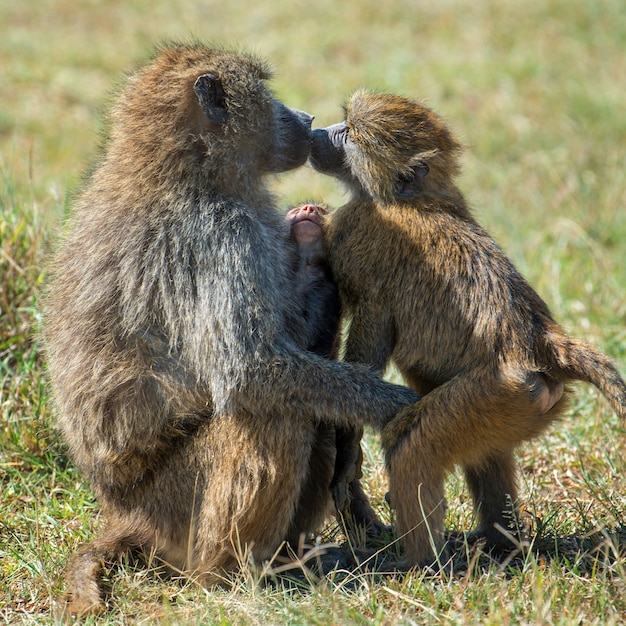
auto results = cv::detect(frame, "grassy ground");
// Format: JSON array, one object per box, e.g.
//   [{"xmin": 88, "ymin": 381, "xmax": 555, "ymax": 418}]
[{"xmin": 1, "ymin": 0, "xmax": 626, "ymax": 623}]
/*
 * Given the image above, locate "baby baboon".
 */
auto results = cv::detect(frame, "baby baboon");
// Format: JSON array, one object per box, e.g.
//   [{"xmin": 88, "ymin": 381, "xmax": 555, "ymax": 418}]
[
  {"xmin": 43, "ymin": 49, "xmax": 419, "ymax": 614},
  {"xmin": 309, "ymin": 90, "xmax": 626, "ymax": 567},
  {"xmin": 286, "ymin": 203, "xmax": 384, "ymax": 533},
  {"xmin": 286, "ymin": 203, "xmax": 342, "ymax": 358}
]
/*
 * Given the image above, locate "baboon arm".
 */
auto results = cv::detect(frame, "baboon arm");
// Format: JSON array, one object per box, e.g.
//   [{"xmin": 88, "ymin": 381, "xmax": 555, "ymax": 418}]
[
  {"xmin": 344, "ymin": 305, "xmax": 394, "ymax": 373},
  {"xmin": 245, "ymin": 347, "xmax": 419, "ymax": 431},
  {"xmin": 188, "ymin": 212, "xmax": 418, "ymax": 428}
]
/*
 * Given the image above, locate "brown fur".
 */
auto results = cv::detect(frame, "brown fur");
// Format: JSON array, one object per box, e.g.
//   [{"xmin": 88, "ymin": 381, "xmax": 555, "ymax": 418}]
[
  {"xmin": 43, "ymin": 51, "xmax": 419, "ymax": 614},
  {"xmin": 309, "ymin": 90, "xmax": 626, "ymax": 567}
]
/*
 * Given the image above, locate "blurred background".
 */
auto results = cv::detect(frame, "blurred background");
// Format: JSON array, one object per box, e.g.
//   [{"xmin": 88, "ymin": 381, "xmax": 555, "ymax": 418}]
[{"xmin": 2, "ymin": 0, "xmax": 625, "ymax": 329}]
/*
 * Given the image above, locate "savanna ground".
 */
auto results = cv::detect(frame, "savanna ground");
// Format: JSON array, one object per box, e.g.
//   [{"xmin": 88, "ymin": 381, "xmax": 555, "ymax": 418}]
[{"xmin": 1, "ymin": 0, "xmax": 626, "ymax": 623}]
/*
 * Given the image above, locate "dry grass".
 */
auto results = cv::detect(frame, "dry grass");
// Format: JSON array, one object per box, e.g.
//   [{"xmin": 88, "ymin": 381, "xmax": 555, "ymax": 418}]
[{"xmin": 1, "ymin": 0, "xmax": 625, "ymax": 623}]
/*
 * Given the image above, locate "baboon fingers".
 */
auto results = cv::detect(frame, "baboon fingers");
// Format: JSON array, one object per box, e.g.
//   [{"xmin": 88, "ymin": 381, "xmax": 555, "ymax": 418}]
[{"xmin": 332, "ymin": 479, "xmax": 350, "ymax": 512}]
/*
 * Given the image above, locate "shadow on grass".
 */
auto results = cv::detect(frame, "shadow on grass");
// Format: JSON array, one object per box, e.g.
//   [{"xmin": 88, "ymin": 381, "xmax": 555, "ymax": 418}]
[
  {"xmin": 54, "ymin": 525, "xmax": 626, "ymax": 616},
  {"xmin": 266, "ymin": 525, "xmax": 626, "ymax": 590},
  {"xmin": 443, "ymin": 525, "xmax": 626, "ymax": 577}
]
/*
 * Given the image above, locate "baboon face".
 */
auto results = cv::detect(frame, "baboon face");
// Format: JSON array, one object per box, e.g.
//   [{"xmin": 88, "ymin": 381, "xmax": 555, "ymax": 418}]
[
  {"xmin": 285, "ymin": 204, "xmax": 328, "ymax": 247},
  {"xmin": 309, "ymin": 122, "xmax": 360, "ymax": 188},
  {"xmin": 113, "ymin": 45, "xmax": 313, "ymax": 177},
  {"xmin": 310, "ymin": 90, "xmax": 461, "ymax": 202},
  {"xmin": 195, "ymin": 74, "xmax": 314, "ymax": 174},
  {"xmin": 193, "ymin": 72, "xmax": 313, "ymax": 172},
  {"xmin": 286, "ymin": 204, "xmax": 328, "ymax": 264}
]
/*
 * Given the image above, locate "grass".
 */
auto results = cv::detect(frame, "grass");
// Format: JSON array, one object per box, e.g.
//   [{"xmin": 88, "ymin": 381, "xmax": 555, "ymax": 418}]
[{"xmin": 1, "ymin": 0, "xmax": 626, "ymax": 623}]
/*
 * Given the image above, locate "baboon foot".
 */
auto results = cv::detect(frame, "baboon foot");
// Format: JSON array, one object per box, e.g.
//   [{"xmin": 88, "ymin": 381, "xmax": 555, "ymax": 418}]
[
  {"xmin": 340, "ymin": 513, "xmax": 392, "ymax": 548},
  {"xmin": 273, "ymin": 545, "xmax": 376, "ymax": 585},
  {"xmin": 311, "ymin": 546, "xmax": 374, "ymax": 573},
  {"xmin": 385, "ymin": 541, "xmax": 455, "ymax": 576},
  {"xmin": 341, "ymin": 497, "xmax": 391, "ymax": 541},
  {"xmin": 467, "ymin": 523, "xmax": 528, "ymax": 554},
  {"xmin": 364, "ymin": 518, "xmax": 393, "ymax": 539}
]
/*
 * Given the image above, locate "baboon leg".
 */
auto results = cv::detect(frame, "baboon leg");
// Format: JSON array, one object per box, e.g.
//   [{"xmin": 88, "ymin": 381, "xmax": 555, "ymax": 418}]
[
  {"xmin": 386, "ymin": 444, "xmax": 448, "ymax": 566},
  {"xmin": 463, "ymin": 450, "xmax": 523, "ymax": 549},
  {"xmin": 193, "ymin": 416, "xmax": 316, "ymax": 581},
  {"xmin": 330, "ymin": 426, "xmax": 388, "ymax": 540},
  {"xmin": 288, "ymin": 423, "xmax": 336, "ymax": 545},
  {"xmin": 382, "ymin": 367, "xmax": 563, "ymax": 566}
]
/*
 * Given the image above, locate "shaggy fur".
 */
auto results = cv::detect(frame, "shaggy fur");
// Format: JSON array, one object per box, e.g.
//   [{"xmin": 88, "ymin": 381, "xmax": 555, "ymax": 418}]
[
  {"xmin": 310, "ymin": 90, "xmax": 626, "ymax": 566},
  {"xmin": 43, "ymin": 50, "xmax": 418, "ymax": 614}
]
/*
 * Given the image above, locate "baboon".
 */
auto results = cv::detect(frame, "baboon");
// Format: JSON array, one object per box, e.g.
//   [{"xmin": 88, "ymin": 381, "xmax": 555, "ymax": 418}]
[
  {"xmin": 286, "ymin": 203, "xmax": 342, "ymax": 358},
  {"xmin": 309, "ymin": 90, "xmax": 626, "ymax": 567},
  {"xmin": 286, "ymin": 203, "xmax": 384, "ymax": 533},
  {"xmin": 43, "ymin": 48, "xmax": 419, "ymax": 614}
]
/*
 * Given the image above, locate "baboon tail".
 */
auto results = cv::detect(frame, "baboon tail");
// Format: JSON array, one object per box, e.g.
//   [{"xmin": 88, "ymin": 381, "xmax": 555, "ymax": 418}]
[
  {"xmin": 64, "ymin": 518, "xmax": 156, "ymax": 615},
  {"xmin": 548, "ymin": 331, "xmax": 626, "ymax": 420}
]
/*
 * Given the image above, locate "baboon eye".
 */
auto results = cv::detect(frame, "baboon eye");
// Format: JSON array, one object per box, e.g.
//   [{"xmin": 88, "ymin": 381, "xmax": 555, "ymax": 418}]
[
  {"xmin": 329, "ymin": 122, "xmax": 352, "ymax": 146},
  {"xmin": 339, "ymin": 125, "xmax": 355, "ymax": 148}
]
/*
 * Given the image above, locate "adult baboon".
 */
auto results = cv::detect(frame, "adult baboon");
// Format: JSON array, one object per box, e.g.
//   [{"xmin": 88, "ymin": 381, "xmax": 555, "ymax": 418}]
[
  {"xmin": 43, "ymin": 49, "xmax": 418, "ymax": 614},
  {"xmin": 309, "ymin": 90, "xmax": 625, "ymax": 567}
]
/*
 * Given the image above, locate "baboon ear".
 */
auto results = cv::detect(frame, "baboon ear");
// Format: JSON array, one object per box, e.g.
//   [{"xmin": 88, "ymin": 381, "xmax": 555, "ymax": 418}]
[
  {"xmin": 194, "ymin": 73, "xmax": 228, "ymax": 124},
  {"xmin": 395, "ymin": 159, "xmax": 430, "ymax": 198}
]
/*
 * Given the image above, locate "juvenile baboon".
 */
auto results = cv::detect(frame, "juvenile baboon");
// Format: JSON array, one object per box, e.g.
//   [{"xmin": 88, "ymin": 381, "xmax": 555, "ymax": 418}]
[
  {"xmin": 309, "ymin": 90, "xmax": 626, "ymax": 567},
  {"xmin": 43, "ymin": 49, "xmax": 419, "ymax": 614},
  {"xmin": 286, "ymin": 203, "xmax": 384, "ymax": 533}
]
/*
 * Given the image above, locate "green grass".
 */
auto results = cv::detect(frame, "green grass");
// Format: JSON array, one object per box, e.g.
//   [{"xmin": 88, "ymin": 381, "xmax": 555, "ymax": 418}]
[{"xmin": 2, "ymin": 0, "xmax": 626, "ymax": 623}]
